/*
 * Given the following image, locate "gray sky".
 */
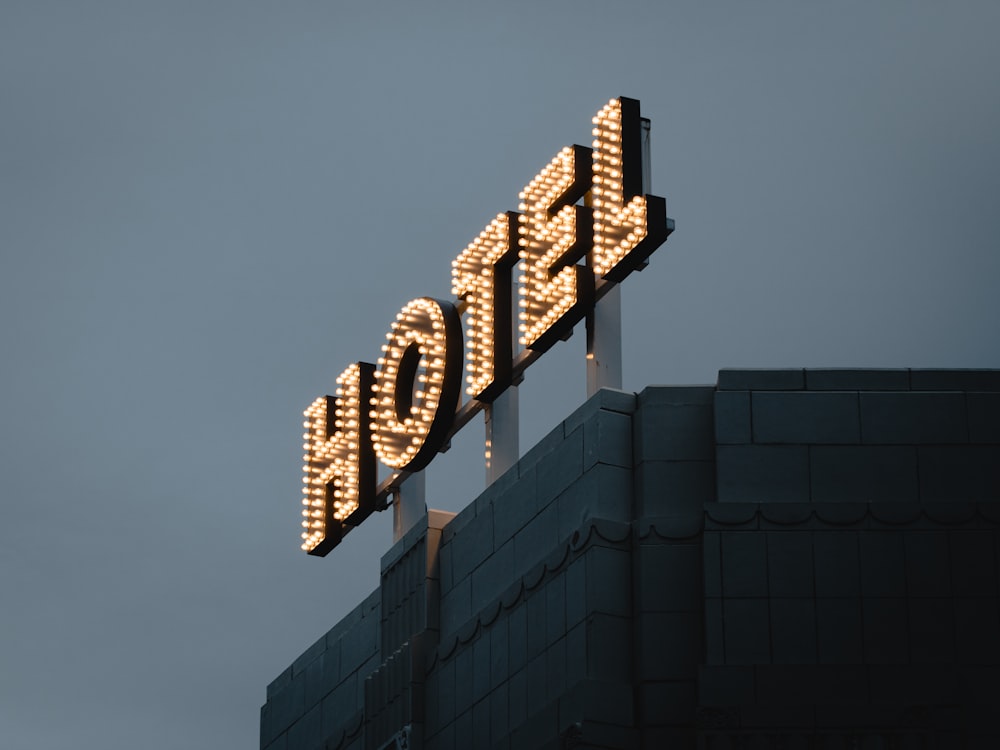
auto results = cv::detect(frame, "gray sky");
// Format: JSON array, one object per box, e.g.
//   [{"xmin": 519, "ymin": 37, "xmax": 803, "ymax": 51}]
[{"xmin": 2, "ymin": 1, "xmax": 998, "ymax": 748}]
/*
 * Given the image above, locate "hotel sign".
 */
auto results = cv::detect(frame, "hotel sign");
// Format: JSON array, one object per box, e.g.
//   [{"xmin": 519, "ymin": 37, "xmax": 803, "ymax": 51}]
[{"xmin": 300, "ymin": 97, "xmax": 673, "ymax": 555}]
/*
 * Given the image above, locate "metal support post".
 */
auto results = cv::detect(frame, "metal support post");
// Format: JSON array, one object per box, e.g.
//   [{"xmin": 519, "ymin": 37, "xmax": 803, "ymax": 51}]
[
  {"xmin": 485, "ymin": 386, "xmax": 519, "ymax": 485},
  {"xmin": 392, "ymin": 471, "xmax": 425, "ymax": 542},
  {"xmin": 586, "ymin": 284, "xmax": 623, "ymax": 396}
]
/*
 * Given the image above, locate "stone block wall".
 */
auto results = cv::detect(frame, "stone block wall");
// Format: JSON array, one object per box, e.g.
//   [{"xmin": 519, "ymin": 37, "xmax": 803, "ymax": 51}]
[
  {"xmin": 703, "ymin": 368, "xmax": 1000, "ymax": 747},
  {"xmin": 261, "ymin": 369, "xmax": 1000, "ymax": 749},
  {"xmin": 715, "ymin": 368, "xmax": 1000, "ymax": 504},
  {"xmin": 261, "ymin": 589, "xmax": 380, "ymax": 750}
]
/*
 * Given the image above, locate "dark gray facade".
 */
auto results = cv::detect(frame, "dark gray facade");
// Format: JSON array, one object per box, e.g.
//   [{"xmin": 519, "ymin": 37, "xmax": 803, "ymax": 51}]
[{"xmin": 261, "ymin": 369, "xmax": 1000, "ymax": 749}]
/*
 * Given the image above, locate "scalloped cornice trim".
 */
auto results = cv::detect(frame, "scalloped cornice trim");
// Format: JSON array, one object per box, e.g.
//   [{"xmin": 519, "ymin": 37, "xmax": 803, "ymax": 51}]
[
  {"xmin": 428, "ymin": 518, "xmax": 632, "ymax": 668},
  {"xmin": 704, "ymin": 501, "xmax": 1000, "ymax": 529},
  {"xmin": 319, "ymin": 708, "xmax": 364, "ymax": 750}
]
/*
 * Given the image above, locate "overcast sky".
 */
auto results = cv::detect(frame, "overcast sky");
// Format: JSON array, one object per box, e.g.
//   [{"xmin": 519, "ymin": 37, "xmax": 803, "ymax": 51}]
[{"xmin": 2, "ymin": 1, "xmax": 998, "ymax": 748}]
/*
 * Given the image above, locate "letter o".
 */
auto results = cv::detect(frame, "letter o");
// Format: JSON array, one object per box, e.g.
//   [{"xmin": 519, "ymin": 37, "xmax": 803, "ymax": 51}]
[{"xmin": 371, "ymin": 297, "xmax": 463, "ymax": 472}]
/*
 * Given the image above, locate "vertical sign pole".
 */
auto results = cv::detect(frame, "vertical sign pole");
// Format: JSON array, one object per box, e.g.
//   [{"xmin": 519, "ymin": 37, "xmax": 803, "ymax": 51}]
[
  {"xmin": 485, "ymin": 385, "xmax": 519, "ymax": 484},
  {"xmin": 393, "ymin": 471, "xmax": 425, "ymax": 542},
  {"xmin": 586, "ymin": 287, "xmax": 623, "ymax": 396}
]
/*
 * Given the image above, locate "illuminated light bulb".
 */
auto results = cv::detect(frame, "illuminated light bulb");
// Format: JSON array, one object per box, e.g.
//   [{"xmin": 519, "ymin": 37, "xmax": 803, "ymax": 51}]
[
  {"xmin": 517, "ymin": 142, "xmax": 595, "ymax": 352},
  {"xmin": 298, "ymin": 362, "xmax": 376, "ymax": 555},
  {"xmin": 589, "ymin": 97, "xmax": 669, "ymax": 282},
  {"xmin": 450, "ymin": 212, "xmax": 518, "ymax": 401},
  {"xmin": 373, "ymin": 297, "xmax": 462, "ymax": 471}
]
